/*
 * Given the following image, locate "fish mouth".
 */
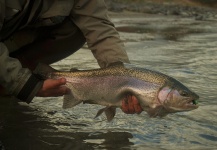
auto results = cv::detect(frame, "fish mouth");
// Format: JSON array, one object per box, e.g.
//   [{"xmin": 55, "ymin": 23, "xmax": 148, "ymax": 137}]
[{"xmin": 185, "ymin": 99, "xmax": 199, "ymax": 109}]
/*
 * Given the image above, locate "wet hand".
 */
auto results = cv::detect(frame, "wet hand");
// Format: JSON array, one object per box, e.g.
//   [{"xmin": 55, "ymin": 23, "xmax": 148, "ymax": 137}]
[
  {"xmin": 121, "ymin": 94, "xmax": 143, "ymax": 114},
  {"xmin": 36, "ymin": 78, "xmax": 70, "ymax": 97}
]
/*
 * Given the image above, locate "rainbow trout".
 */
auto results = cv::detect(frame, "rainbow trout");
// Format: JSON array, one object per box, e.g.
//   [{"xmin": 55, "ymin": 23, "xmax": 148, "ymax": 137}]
[{"xmin": 35, "ymin": 63, "xmax": 199, "ymax": 121}]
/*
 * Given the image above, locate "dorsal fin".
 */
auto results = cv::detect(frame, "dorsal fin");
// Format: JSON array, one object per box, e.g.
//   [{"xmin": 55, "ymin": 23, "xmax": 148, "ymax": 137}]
[
  {"xmin": 70, "ymin": 68, "xmax": 79, "ymax": 72},
  {"xmin": 107, "ymin": 61, "xmax": 124, "ymax": 68}
]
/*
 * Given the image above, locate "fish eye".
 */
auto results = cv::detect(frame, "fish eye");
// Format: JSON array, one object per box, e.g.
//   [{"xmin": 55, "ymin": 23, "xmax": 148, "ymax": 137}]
[{"xmin": 180, "ymin": 90, "xmax": 189, "ymax": 97}]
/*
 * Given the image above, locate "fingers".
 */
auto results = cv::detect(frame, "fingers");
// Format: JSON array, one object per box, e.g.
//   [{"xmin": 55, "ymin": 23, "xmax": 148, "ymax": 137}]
[
  {"xmin": 36, "ymin": 78, "xmax": 70, "ymax": 97},
  {"xmin": 125, "ymin": 95, "xmax": 135, "ymax": 114},
  {"xmin": 37, "ymin": 86, "xmax": 69, "ymax": 97},
  {"xmin": 121, "ymin": 94, "xmax": 143, "ymax": 114},
  {"xmin": 131, "ymin": 96, "xmax": 143, "ymax": 114},
  {"xmin": 121, "ymin": 94, "xmax": 131, "ymax": 114},
  {"xmin": 43, "ymin": 78, "xmax": 66, "ymax": 89},
  {"xmin": 122, "ymin": 97, "xmax": 128, "ymax": 113}
]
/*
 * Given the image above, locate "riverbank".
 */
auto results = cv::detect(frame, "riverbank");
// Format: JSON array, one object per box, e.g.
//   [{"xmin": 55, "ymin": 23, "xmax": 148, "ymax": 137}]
[{"xmin": 105, "ymin": 0, "xmax": 217, "ymax": 21}]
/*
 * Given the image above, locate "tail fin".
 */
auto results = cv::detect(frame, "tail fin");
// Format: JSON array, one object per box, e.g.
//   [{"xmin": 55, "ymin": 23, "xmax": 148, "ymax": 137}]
[{"xmin": 33, "ymin": 63, "xmax": 57, "ymax": 79}]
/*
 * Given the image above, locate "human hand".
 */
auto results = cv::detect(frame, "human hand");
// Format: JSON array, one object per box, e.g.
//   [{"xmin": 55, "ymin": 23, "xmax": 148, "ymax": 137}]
[
  {"xmin": 121, "ymin": 94, "xmax": 143, "ymax": 114},
  {"xmin": 36, "ymin": 78, "xmax": 70, "ymax": 97}
]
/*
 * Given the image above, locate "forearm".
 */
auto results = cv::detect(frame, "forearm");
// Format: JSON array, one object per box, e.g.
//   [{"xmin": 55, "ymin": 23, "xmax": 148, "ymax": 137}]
[
  {"xmin": 71, "ymin": 0, "xmax": 130, "ymax": 68},
  {"xmin": 0, "ymin": 43, "xmax": 43, "ymax": 103}
]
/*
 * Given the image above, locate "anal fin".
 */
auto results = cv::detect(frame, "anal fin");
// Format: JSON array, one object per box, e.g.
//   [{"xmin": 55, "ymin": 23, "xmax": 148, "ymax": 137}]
[
  {"xmin": 95, "ymin": 106, "xmax": 116, "ymax": 122},
  {"xmin": 105, "ymin": 107, "xmax": 116, "ymax": 122}
]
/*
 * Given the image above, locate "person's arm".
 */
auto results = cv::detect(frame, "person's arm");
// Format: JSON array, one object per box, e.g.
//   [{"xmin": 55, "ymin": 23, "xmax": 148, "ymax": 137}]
[
  {"xmin": 0, "ymin": 43, "xmax": 69, "ymax": 102},
  {"xmin": 70, "ymin": 0, "xmax": 130, "ymax": 68},
  {"xmin": 0, "ymin": 43, "xmax": 43, "ymax": 103},
  {"xmin": 70, "ymin": 0, "xmax": 142, "ymax": 113}
]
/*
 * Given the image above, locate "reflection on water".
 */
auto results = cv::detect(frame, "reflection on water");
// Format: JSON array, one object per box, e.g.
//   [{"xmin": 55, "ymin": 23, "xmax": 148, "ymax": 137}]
[{"xmin": 1, "ymin": 12, "xmax": 217, "ymax": 150}]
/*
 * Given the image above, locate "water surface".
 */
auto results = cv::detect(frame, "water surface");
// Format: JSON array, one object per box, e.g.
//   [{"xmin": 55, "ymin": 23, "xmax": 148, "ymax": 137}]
[{"xmin": 0, "ymin": 12, "xmax": 217, "ymax": 150}]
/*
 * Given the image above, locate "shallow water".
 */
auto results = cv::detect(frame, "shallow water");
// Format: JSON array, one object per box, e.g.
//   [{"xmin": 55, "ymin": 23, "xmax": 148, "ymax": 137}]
[{"xmin": 1, "ymin": 12, "xmax": 217, "ymax": 150}]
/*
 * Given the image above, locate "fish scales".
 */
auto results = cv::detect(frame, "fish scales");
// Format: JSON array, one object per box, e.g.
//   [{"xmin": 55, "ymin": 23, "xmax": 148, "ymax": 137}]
[
  {"xmin": 35, "ymin": 63, "xmax": 199, "ymax": 121},
  {"xmin": 51, "ymin": 65, "xmax": 169, "ymax": 86}
]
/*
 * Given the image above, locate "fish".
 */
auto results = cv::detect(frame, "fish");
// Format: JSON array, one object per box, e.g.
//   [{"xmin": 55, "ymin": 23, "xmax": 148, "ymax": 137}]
[{"xmin": 34, "ymin": 62, "xmax": 199, "ymax": 121}]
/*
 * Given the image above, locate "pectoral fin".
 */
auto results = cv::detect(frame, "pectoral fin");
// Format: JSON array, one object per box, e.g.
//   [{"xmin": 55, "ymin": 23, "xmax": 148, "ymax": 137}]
[
  {"xmin": 147, "ymin": 106, "xmax": 168, "ymax": 117},
  {"xmin": 95, "ymin": 106, "xmax": 116, "ymax": 122},
  {"xmin": 63, "ymin": 91, "xmax": 81, "ymax": 109}
]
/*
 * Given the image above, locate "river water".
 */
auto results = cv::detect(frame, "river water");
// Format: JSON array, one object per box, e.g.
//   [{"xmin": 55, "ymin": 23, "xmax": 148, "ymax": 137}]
[{"xmin": 0, "ymin": 11, "xmax": 217, "ymax": 150}]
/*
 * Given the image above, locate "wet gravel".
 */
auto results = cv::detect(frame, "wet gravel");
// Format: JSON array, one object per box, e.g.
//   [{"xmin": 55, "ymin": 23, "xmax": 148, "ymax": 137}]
[{"xmin": 105, "ymin": 0, "xmax": 217, "ymax": 21}]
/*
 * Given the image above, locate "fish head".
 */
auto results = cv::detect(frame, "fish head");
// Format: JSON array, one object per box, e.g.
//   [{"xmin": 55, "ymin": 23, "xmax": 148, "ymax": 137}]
[{"xmin": 158, "ymin": 82, "xmax": 199, "ymax": 113}]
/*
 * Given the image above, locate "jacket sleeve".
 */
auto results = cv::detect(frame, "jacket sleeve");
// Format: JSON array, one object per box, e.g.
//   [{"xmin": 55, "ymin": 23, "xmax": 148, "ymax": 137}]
[
  {"xmin": 70, "ymin": 0, "xmax": 130, "ymax": 68},
  {"xmin": 0, "ymin": 43, "xmax": 43, "ymax": 103}
]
